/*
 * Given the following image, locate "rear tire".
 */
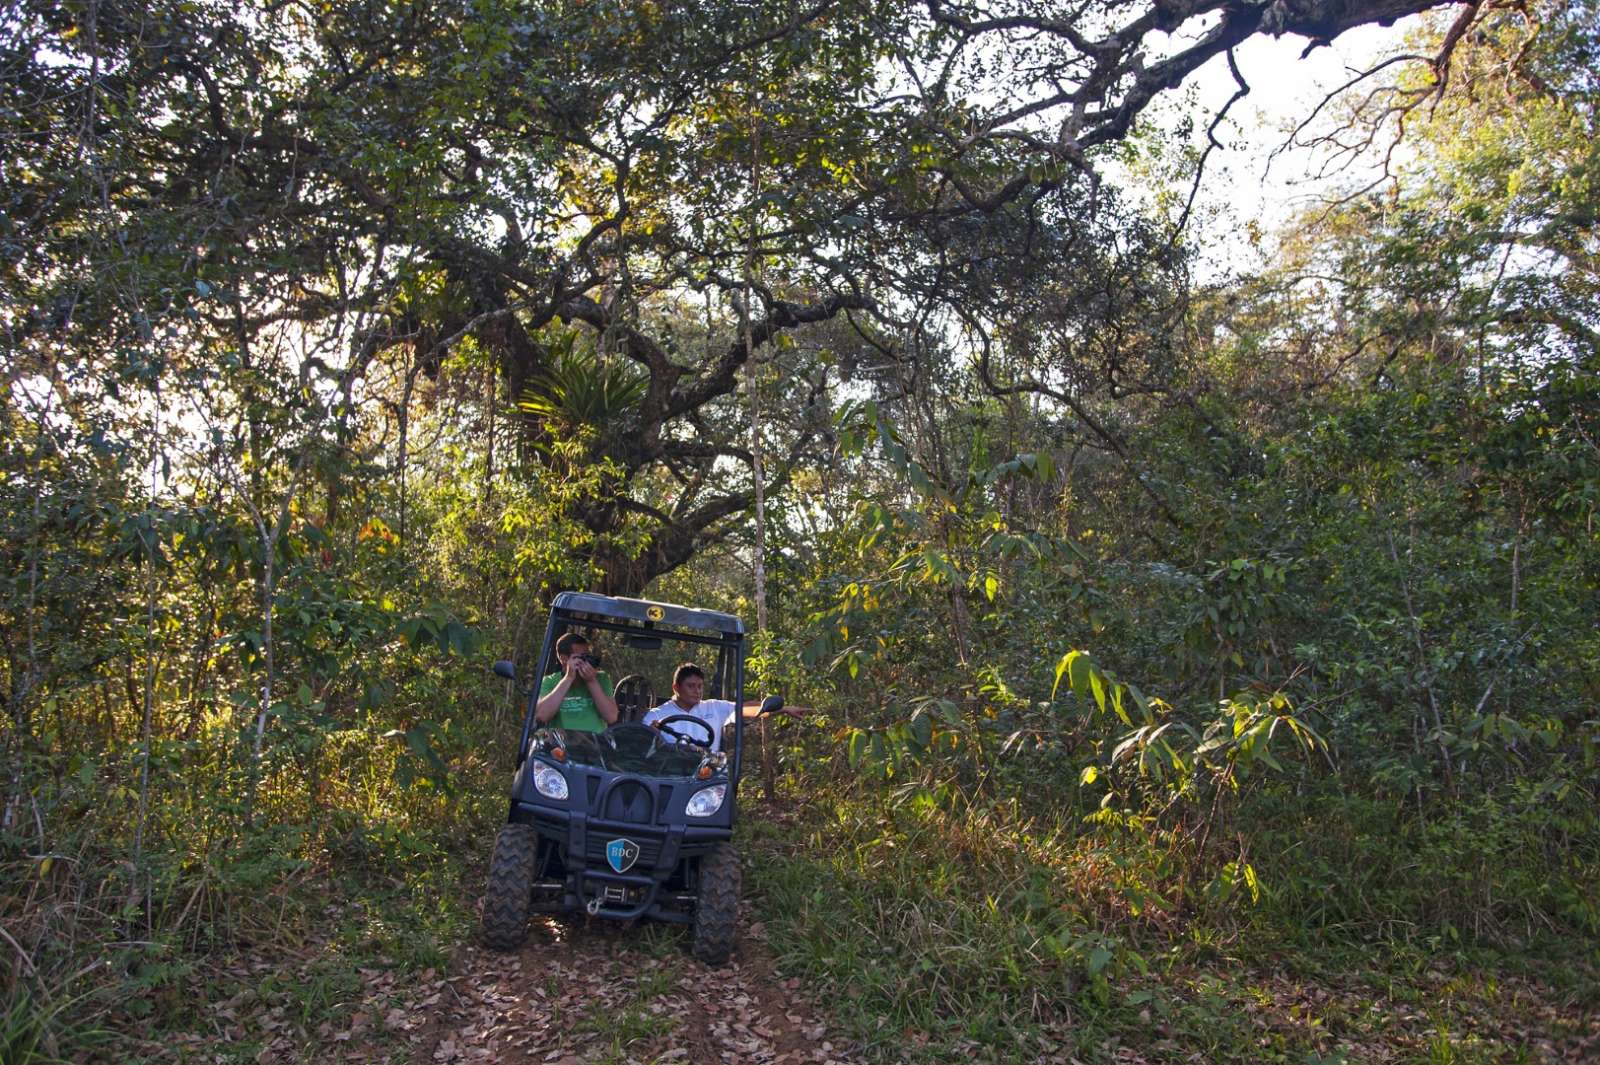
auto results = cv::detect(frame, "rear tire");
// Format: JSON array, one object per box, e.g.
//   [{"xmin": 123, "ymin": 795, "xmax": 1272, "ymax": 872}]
[
  {"xmin": 483, "ymin": 824, "xmax": 538, "ymax": 950},
  {"xmin": 691, "ymin": 842, "xmax": 740, "ymax": 965}
]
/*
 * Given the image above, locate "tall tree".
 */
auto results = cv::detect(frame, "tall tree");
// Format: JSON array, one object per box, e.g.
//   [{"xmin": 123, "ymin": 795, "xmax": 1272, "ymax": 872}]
[{"xmin": 4, "ymin": 0, "xmax": 1467, "ymax": 593}]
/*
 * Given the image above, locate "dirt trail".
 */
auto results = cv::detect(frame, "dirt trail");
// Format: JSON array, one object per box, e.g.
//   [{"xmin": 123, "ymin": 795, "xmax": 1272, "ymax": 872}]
[{"xmin": 396, "ymin": 911, "xmax": 867, "ymax": 1065}]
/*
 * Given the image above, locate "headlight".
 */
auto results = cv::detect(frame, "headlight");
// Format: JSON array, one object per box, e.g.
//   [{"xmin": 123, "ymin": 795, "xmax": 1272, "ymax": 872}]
[
  {"xmin": 531, "ymin": 760, "xmax": 569, "ymax": 801},
  {"xmin": 685, "ymin": 784, "xmax": 726, "ymax": 818}
]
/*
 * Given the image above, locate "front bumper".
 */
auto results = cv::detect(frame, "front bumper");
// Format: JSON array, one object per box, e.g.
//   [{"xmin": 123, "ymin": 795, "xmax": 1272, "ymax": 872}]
[{"xmin": 512, "ymin": 801, "xmax": 730, "ymax": 921}]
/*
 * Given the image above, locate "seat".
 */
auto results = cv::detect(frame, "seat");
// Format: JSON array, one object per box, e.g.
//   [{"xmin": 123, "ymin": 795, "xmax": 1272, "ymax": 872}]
[{"xmin": 613, "ymin": 674, "xmax": 656, "ymax": 724}]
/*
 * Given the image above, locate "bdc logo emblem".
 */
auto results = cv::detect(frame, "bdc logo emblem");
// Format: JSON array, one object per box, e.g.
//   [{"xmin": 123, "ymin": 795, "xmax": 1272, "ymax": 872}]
[{"xmin": 606, "ymin": 838, "xmax": 640, "ymax": 873}]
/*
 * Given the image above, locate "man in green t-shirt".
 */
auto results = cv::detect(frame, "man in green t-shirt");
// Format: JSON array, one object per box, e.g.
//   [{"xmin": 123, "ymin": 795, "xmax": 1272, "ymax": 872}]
[{"xmin": 534, "ymin": 632, "xmax": 619, "ymax": 732}]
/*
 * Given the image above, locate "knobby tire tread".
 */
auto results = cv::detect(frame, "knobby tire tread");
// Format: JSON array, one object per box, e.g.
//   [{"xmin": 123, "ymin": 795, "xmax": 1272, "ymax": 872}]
[
  {"xmin": 483, "ymin": 824, "xmax": 538, "ymax": 950},
  {"xmin": 691, "ymin": 841, "xmax": 740, "ymax": 966}
]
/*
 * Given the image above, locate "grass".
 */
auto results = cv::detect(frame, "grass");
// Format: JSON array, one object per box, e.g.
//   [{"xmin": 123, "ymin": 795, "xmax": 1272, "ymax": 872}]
[
  {"xmin": 743, "ymin": 779, "xmax": 1600, "ymax": 1064},
  {"xmin": 0, "ymin": 987, "xmax": 82, "ymax": 1065},
  {"xmin": 573, "ymin": 997, "xmax": 681, "ymax": 1064},
  {"xmin": 8, "ymin": 698, "xmax": 1594, "ymax": 1064},
  {"xmin": 80, "ymin": 869, "xmax": 485, "ymax": 1063},
  {"xmin": 0, "ymin": 741, "xmax": 502, "ymax": 1064}
]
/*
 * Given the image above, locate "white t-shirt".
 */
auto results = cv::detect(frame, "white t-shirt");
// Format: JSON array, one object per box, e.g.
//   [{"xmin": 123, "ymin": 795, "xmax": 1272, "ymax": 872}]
[{"xmin": 642, "ymin": 698, "xmax": 737, "ymax": 751}]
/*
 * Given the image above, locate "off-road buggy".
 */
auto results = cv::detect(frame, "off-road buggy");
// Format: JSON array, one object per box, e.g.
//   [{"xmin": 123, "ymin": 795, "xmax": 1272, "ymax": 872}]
[{"xmin": 481, "ymin": 592, "xmax": 782, "ymax": 965}]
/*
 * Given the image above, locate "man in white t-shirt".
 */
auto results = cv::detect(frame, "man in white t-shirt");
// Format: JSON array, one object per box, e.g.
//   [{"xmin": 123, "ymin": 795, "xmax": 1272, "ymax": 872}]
[{"xmin": 641, "ymin": 663, "xmax": 805, "ymax": 751}]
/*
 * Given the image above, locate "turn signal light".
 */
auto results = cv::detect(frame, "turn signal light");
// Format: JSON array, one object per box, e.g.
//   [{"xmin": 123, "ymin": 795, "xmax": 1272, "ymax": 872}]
[
  {"xmin": 697, "ymin": 764, "xmax": 712, "ymax": 779},
  {"xmin": 551, "ymin": 747, "xmax": 566, "ymax": 761}
]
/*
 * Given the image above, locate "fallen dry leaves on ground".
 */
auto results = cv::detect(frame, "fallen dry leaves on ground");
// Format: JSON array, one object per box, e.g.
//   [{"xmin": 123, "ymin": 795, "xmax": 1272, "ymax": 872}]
[
  {"xmin": 389, "ymin": 913, "xmax": 864, "ymax": 1065},
  {"xmin": 106, "ymin": 904, "xmax": 863, "ymax": 1064}
]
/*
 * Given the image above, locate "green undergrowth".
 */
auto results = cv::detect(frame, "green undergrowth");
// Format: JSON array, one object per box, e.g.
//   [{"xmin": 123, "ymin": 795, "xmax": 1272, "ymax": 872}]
[
  {"xmin": 744, "ymin": 780, "xmax": 1600, "ymax": 1064},
  {"xmin": 1, "ymin": 835, "xmax": 488, "ymax": 1064},
  {"xmin": 0, "ymin": 730, "xmax": 506, "ymax": 1063}
]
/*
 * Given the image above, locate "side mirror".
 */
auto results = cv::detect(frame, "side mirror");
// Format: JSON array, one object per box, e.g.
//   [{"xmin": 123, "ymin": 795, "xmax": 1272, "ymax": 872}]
[
  {"xmin": 492, "ymin": 659, "xmax": 517, "ymax": 681},
  {"xmin": 759, "ymin": 694, "xmax": 784, "ymax": 716}
]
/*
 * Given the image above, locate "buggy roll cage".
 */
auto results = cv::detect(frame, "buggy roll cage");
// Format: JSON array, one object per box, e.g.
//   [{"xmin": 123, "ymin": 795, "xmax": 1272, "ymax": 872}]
[{"xmin": 516, "ymin": 592, "xmax": 751, "ymax": 789}]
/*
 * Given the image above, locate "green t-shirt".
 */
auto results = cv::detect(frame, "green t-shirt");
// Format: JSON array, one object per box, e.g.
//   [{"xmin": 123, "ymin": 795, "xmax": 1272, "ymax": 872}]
[{"xmin": 538, "ymin": 670, "xmax": 614, "ymax": 732}]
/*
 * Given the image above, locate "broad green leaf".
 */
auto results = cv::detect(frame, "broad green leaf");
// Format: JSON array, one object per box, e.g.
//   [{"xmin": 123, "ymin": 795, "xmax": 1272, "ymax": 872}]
[
  {"xmin": 846, "ymin": 729, "xmax": 867, "ymax": 768},
  {"xmin": 908, "ymin": 713, "xmax": 932, "ymax": 748},
  {"xmin": 1070, "ymin": 653, "xmax": 1093, "ymax": 701},
  {"xmin": 1052, "ymin": 651, "xmax": 1075, "ymax": 698}
]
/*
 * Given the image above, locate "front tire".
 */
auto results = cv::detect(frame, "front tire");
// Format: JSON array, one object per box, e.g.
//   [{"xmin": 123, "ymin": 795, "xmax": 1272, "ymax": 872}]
[
  {"xmin": 691, "ymin": 842, "xmax": 740, "ymax": 965},
  {"xmin": 483, "ymin": 824, "xmax": 537, "ymax": 949}
]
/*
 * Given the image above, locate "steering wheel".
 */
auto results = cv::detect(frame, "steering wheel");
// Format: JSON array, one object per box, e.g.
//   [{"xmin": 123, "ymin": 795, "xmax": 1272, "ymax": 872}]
[
  {"xmin": 650, "ymin": 713, "xmax": 715, "ymax": 749},
  {"xmin": 613, "ymin": 673, "xmax": 655, "ymax": 724}
]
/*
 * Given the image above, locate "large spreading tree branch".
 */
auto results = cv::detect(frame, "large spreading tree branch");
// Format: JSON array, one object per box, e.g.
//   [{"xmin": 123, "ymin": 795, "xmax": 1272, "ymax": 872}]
[{"xmin": 918, "ymin": 0, "xmax": 1461, "ymax": 216}]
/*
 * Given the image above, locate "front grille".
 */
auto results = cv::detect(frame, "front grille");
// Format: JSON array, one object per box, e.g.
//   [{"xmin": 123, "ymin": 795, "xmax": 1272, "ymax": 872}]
[
  {"xmin": 585, "ymin": 834, "xmax": 661, "ymax": 869},
  {"xmin": 601, "ymin": 779, "xmax": 658, "ymax": 823}
]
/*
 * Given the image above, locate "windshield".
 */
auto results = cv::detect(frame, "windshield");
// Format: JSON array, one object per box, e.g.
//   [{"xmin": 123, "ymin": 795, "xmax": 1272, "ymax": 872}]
[
  {"xmin": 547, "ymin": 630, "xmax": 737, "ymax": 727},
  {"xmin": 545, "ymin": 726, "xmax": 714, "ymax": 778}
]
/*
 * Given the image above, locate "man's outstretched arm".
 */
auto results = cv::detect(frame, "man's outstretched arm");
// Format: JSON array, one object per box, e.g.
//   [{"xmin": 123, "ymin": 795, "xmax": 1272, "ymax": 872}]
[{"xmin": 738, "ymin": 701, "xmax": 807, "ymax": 721}]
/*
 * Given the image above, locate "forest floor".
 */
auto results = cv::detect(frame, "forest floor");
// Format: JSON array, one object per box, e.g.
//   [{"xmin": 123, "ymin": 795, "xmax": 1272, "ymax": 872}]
[
  {"xmin": 738, "ymin": 800, "xmax": 1600, "ymax": 1065},
  {"xmin": 104, "ymin": 800, "xmax": 1598, "ymax": 1064},
  {"xmin": 116, "ymin": 811, "xmax": 868, "ymax": 1064},
  {"xmin": 134, "ymin": 890, "xmax": 868, "ymax": 1064},
  {"xmin": 396, "ymin": 912, "xmax": 863, "ymax": 1065}
]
